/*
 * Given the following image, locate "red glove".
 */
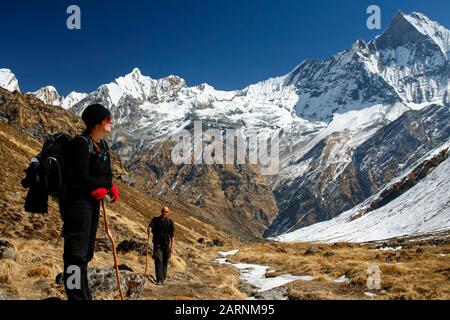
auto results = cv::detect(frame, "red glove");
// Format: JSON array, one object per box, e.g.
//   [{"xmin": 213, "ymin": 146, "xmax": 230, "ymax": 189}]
[
  {"xmin": 108, "ymin": 183, "xmax": 120, "ymax": 203},
  {"xmin": 91, "ymin": 188, "xmax": 108, "ymax": 200}
]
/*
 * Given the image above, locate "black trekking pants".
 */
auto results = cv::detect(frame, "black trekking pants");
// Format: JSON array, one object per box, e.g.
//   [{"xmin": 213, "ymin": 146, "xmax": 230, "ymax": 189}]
[
  {"xmin": 153, "ymin": 243, "xmax": 171, "ymax": 283},
  {"xmin": 61, "ymin": 197, "xmax": 100, "ymax": 300}
]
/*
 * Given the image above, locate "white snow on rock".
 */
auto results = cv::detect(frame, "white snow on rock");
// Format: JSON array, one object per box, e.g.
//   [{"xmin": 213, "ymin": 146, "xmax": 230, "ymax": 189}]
[
  {"xmin": 30, "ymin": 86, "xmax": 88, "ymax": 109},
  {"xmin": 403, "ymin": 12, "xmax": 450, "ymax": 58},
  {"xmin": 272, "ymin": 145, "xmax": 450, "ymax": 243},
  {"xmin": 30, "ymin": 86, "xmax": 62, "ymax": 106},
  {"xmin": 0, "ymin": 69, "xmax": 20, "ymax": 92},
  {"xmin": 61, "ymin": 92, "xmax": 88, "ymax": 110}
]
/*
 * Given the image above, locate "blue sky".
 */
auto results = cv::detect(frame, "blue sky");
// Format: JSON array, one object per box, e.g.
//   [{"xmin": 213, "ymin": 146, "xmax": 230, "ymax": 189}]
[{"xmin": 1, "ymin": 0, "xmax": 449, "ymax": 95}]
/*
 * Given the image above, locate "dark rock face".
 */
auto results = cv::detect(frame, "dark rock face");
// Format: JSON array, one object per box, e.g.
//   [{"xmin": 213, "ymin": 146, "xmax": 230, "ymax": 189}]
[
  {"xmin": 373, "ymin": 12, "xmax": 449, "ymax": 105},
  {"xmin": 0, "ymin": 240, "xmax": 16, "ymax": 260},
  {"xmin": 286, "ymin": 44, "xmax": 400, "ymax": 122},
  {"xmin": 266, "ymin": 105, "xmax": 450, "ymax": 237},
  {"xmin": 352, "ymin": 105, "xmax": 450, "ymax": 195}
]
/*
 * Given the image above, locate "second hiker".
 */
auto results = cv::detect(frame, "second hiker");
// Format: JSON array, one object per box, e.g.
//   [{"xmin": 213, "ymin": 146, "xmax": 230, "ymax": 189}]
[{"xmin": 148, "ymin": 206, "xmax": 175, "ymax": 285}]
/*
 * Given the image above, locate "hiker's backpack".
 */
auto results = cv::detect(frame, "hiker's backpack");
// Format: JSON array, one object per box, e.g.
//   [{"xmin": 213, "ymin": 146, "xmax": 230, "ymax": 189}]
[
  {"xmin": 21, "ymin": 133, "xmax": 73, "ymax": 213},
  {"xmin": 22, "ymin": 133, "xmax": 73, "ymax": 197}
]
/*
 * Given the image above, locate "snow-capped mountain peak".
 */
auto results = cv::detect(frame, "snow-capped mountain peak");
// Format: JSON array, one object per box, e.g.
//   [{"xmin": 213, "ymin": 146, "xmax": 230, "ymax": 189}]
[
  {"xmin": 403, "ymin": 12, "xmax": 450, "ymax": 58},
  {"xmin": 0, "ymin": 68, "xmax": 20, "ymax": 92},
  {"xmin": 104, "ymin": 68, "xmax": 188, "ymax": 104},
  {"xmin": 28, "ymin": 86, "xmax": 87, "ymax": 109},
  {"xmin": 61, "ymin": 91, "xmax": 88, "ymax": 110},
  {"xmin": 376, "ymin": 11, "xmax": 450, "ymax": 59},
  {"xmin": 30, "ymin": 85, "xmax": 62, "ymax": 106}
]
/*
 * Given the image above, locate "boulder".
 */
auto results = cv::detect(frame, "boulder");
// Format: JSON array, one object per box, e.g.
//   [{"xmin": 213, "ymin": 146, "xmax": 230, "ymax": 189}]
[
  {"xmin": 416, "ymin": 247, "xmax": 431, "ymax": 254},
  {"xmin": 88, "ymin": 268, "xmax": 146, "ymax": 300},
  {"xmin": 0, "ymin": 240, "xmax": 16, "ymax": 261},
  {"xmin": 238, "ymin": 282, "xmax": 258, "ymax": 297},
  {"xmin": 323, "ymin": 251, "xmax": 334, "ymax": 258},
  {"xmin": 116, "ymin": 239, "xmax": 152, "ymax": 256},
  {"xmin": 304, "ymin": 246, "xmax": 319, "ymax": 256},
  {"xmin": 33, "ymin": 278, "xmax": 52, "ymax": 291},
  {"xmin": 56, "ymin": 268, "xmax": 146, "ymax": 300},
  {"xmin": 255, "ymin": 287, "xmax": 288, "ymax": 300}
]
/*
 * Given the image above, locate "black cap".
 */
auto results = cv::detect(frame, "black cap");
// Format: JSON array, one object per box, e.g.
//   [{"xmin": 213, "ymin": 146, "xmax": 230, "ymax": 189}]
[{"xmin": 81, "ymin": 104, "xmax": 111, "ymax": 129}]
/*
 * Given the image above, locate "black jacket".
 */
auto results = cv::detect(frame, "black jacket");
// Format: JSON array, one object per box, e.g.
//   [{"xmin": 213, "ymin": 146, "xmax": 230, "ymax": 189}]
[
  {"xmin": 62, "ymin": 135, "xmax": 112, "ymax": 203},
  {"xmin": 149, "ymin": 216, "xmax": 175, "ymax": 245},
  {"xmin": 23, "ymin": 135, "xmax": 112, "ymax": 213},
  {"xmin": 22, "ymin": 160, "xmax": 48, "ymax": 213}
]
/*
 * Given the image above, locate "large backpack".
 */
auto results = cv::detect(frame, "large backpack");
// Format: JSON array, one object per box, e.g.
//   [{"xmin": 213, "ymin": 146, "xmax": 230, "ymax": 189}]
[{"xmin": 22, "ymin": 133, "xmax": 73, "ymax": 198}]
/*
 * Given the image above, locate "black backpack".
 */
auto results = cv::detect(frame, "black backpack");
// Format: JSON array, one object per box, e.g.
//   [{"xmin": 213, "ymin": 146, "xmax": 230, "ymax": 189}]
[
  {"xmin": 22, "ymin": 133, "xmax": 73, "ymax": 214},
  {"xmin": 22, "ymin": 133, "xmax": 73, "ymax": 198}
]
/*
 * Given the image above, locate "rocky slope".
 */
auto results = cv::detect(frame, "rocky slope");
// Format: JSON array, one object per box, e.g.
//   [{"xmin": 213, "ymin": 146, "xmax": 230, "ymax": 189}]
[
  {"xmin": 266, "ymin": 103, "xmax": 450, "ymax": 236},
  {"xmin": 128, "ymin": 140, "xmax": 278, "ymax": 237},
  {"xmin": 273, "ymin": 143, "xmax": 450, "ymax": 242}
]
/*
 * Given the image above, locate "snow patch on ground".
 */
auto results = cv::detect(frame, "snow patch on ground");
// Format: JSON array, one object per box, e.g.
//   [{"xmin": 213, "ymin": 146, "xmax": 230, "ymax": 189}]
[
  {"xmin": 218, "ymin": 249, "xmax": 240, "ymax": 257},
  {"xmin": 333, "ymin": 275, "xmax": 350, "ymax": 283},
  {"xmin": 364, "ymin": 292, "xmax": 377, "ymax": 298},
  {"xmin": 377, "ymin": 246, "xmax": 402, "ymax": 251},
  {"xmin": 215, "ymin": 250, "xmax": 312, "ymax": 297}
]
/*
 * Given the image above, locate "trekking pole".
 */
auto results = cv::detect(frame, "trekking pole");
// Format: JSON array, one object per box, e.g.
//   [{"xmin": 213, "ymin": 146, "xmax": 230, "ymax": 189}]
[
  {"xmin": 101, "ymin": 198, "xmax": 125, "ymax": 300},
  {"xmin": 144, "ymin": 229, "xmax": 150, "ymax": 275}
]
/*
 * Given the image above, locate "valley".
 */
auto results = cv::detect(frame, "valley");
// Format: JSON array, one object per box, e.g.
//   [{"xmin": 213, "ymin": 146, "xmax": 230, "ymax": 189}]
[{"xmin": 0, "ymin": 10, "xmax": 449, "ymax": 300}]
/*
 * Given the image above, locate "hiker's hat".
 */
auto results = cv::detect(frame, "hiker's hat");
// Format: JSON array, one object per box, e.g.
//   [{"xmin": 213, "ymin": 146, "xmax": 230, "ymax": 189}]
[{"xmin": 81, "ymin": 104, "xmax": 111, "ymax": 129}]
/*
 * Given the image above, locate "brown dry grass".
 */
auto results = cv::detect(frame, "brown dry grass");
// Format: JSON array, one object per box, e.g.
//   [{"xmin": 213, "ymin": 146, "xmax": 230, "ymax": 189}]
[
  {"xmin": 224, "ymin": 242, "xmax": 450, "ymax": 300},
  {"xmin": 2, "ymin": 236, "xmax": 449, "ymax": 300}
]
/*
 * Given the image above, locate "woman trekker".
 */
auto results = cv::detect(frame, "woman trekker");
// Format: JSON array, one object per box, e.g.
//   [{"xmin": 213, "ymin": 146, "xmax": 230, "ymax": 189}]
[{"xmin": 60, "ymin": 104, "xmax": 120, "ymax": 300}]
